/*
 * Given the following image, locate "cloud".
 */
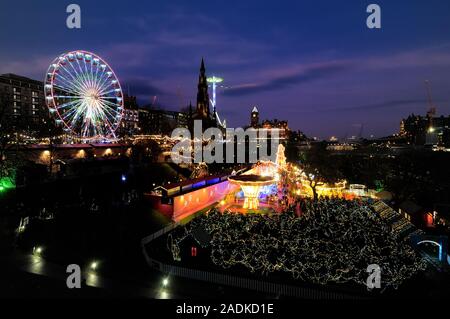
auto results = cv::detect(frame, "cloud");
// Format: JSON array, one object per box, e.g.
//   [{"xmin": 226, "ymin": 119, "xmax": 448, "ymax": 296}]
[
  {"xmin": 224, "ymin": 61, "xmax": 352, "ymax": 96},
  {"xmin": 327, "ymin": 99, "xmax": 444, "ymax": 112},
  {"xmin": 0, "ymin": 54, "xmax": 55, "ymax": 80},
  {"xmin": 120, "ymin": 77, "xmax": 170, "ymax": 107},
  {"xmin": 122, "ymin": 78, "xmax": 165, "ymax": 96},
  {"xmin": 364, "ymin": 43, "xmax": 450, "ymax": 70},
  {"xmin": 286, "ymin": 99, "xmax": 445, "ymax": 115},
  {"xmin": 104, "ymin": 10, "xmax": 269, "ymax": 72},
  {"xmin": 222, "ymin": 43, "xmax": 450, "ymax": 98}
]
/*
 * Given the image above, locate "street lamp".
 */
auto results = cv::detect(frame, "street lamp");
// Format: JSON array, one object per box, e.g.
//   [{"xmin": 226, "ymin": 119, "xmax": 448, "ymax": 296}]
[
  {"xmin": 33, "ymin": 246, "xmax": 43, "ymax": 256},
  {"xmin": 90, "ymin": 261, "xmax": 98, "ymax": 271}
]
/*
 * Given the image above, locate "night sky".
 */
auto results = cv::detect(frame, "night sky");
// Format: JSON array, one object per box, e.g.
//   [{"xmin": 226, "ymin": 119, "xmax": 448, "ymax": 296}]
[{"xmin": 1, "ymin": 0, "xmax": 450, "ymax": 139}]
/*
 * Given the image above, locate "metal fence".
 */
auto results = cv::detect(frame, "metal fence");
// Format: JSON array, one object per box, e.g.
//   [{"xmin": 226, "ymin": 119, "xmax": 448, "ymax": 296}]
[{"xmin": 141, "ymin": 222, "xmax": 179, "ymax": 245}]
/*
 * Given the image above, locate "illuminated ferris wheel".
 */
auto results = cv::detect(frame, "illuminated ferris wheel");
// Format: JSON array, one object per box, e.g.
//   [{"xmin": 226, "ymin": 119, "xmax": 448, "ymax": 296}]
[{"xmin": 45, "ymin": 50, "xmax": 124, "ymax": 141}]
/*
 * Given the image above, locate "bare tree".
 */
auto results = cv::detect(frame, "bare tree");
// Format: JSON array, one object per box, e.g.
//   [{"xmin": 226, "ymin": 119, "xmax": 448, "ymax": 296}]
[{"xmin": 300, "ymin": 141, "xmax": 343, "ymax": 200}]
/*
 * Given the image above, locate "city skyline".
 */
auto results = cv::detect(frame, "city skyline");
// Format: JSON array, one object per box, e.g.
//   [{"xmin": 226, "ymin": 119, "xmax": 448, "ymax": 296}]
[
  {"xmin": 1, "ymin": 1, "xmax": 450, "ymax": 303},
  {"xmin": 2, "ymin": 0, "xmax": 450, "ymax": 138}
]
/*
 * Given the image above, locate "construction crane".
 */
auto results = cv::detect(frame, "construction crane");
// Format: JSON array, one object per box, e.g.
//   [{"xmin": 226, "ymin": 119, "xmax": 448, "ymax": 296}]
[
  {"xmin": 150, "ymin": 95, "xmax": 157, "ymax": 108},
  {"xmin": 358, "ymin": 123, "xmax": 364, "ymax": 139},
  {"xmin": 425, "ymin": 80, "xmax": 437, "ymax": 123}
]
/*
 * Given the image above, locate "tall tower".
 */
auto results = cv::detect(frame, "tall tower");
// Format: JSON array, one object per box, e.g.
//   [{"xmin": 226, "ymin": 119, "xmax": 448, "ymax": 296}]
[
  {"xmin": 207, "ymin": 75, "xmax": 224, "ymax": 121},
  {"xmin": 251, "ymin": 106, "xmax": 259, "ymax": 128},
  {"xmin": 196, "ymin": 58, "xmax": 210, "ymax": 119}
]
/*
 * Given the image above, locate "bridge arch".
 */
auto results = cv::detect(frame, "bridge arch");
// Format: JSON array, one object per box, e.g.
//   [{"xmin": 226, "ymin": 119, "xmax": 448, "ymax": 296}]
[
  {"xmin": 416, "ymin": 240, "xmax": 443, "ymax": 262},
  {"xmin": 411, "ymin": 235, "xmax": 448, "ymax": 265}
]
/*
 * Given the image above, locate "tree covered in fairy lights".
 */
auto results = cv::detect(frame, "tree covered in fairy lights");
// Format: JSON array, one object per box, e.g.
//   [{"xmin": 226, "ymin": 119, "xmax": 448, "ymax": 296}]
[{"xmin": 170, "ymin": 198, "xmax": 426, "ymax": 291}]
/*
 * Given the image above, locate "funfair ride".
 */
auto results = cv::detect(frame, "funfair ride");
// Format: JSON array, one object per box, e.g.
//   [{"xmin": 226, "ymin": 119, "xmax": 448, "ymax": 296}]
[
  {"xmin": 45, "ymin": 51, "xmax": 124, "ymax": 142},
  {"xmin": 228, "ymin": 175, "xmax": 275, "ymax": 210},
  {"xmin": 207, "ymin": 75, "xmax": 226, "ymax": 128}
]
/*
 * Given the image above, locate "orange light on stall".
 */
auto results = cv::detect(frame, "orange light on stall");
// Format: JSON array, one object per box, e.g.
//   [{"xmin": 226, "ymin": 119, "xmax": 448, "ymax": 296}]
[
  {"xmin": 426, "ymin": 213, "xmax": 434, "ymax": 227},
  {"xmin": 104, "ymin": 148, "xmax": 112, "ymax": 156}
]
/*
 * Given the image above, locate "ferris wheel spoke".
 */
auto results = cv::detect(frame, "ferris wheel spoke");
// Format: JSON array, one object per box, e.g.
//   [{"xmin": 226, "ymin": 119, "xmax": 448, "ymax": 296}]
[
  {"xmin": 90, "ymin": 103, "xmax": 114, "ymax": 135},
  {"xmin": 75, "ymin": 58, "xmax": 88, "ymax": 85},
  {"xmin": 54, "ymin": 72, "xmax": 84, "ymax": 94},
  {"xmin": 100, "ymin": 88, "xmax": 119, "ymax": 96},
  {"xmin": 99, "ymin": 97, "xmax": 121, "ymax": 108},
  {"xmin": 52, "ymin": 83, "xmax": 82, "ymax": 97},
  {"xmin": 96, "ymin": 71, "xmax": 113, "ymax": 94},
  {"xmin": 93, "ymin": 63, "xmax": 100, "ymax": 91},
  {"xmin": 98, "ymin": 99, "xmax": 122, "ymax": 117},
  {"xmin": 89, "ymin": 59, "xmax": 96, "ymax": 90},
  {"xmin": 68, "ymin": 104, "xmax": 88, "ymax": 130},
  {"xmin": 55, "ymin": 71, "xmax": 87, "ymax": 96},
  {"xmin": 53, "ymin": 95, "xmax": 81, "ymax": 99},
  {"xmin": 94, "ymin": 100, "xmax": 116, "ymax": 122},
  {"xmin": 84, "ymin": 118, "xmax": 94, "ymax": 137},
  {"xmin": 99, "ymin": 96, "xmax": 120, "ymax": 100},
  {"xmin": 61, "ymin": 99, "xmax": 84, "ymax": 116},
  {"xmin": 83, "ymin": 58, "xmax": 91, "ymax": 87},
  {"xmin": 99, "ymin": 113, "xmax": 116, "ymax": 135},
  {"xmin": 95, "ymin": 101, "xmax": 118, "ymax": 131},
  {"xmin": 81, "ymin": 119, "xmax": 90, "ymax": 138},
  {"xmin": 53, "ymin": 82, "xmax": 80, "ymax": 95},
  {"xmin": 86, "ymin": 114, "xmax": 102, "ymax": 138},
  {"xmin": 56, "ymin": 99, "xmax": 83, "ymax": 111},
  {"xmin": 98, "ymin": 80, "xmax": 115, "ymax": 96},
  {"xmin": 53, "ymin": 85, "xmax": 81, "ymax": 98},
  {"xmin": 98, "ymin": 105, "xmax": 119, "ymax": 126},
  {"xmin": 74, "ymin": 59, "xmax": 92, "ymax": 92},
  {"xmin": 61, "ymin": 107, "xmax": 83, "ymax": 128},
  {"xmin": 61, "ymin": 108, "xmax": 79, "ymax": 122},
  {"xmin": 83, "ymin": 58, "xmax": 94, "ymax": 89},
  {"xmin": 60, "ymin": 62, "xmax": 91, "ymax": 93},
  {"xmin": 94, "ymin": 64, "xmax": 109, "ymax": 94},
  {"xmin": 66, "ymin": 60, "xmax": 90, "ymax": 92},
  {"xmin": 96, "ymin": 65, "xmax": 115, "ymax": 94},
  {"xmin": 81, "ymin": 58, "xmax": 96, "ymax": 90},
  {"xmin": 58, "ymin": 63, "xmax": 85, "ymax": 89}
]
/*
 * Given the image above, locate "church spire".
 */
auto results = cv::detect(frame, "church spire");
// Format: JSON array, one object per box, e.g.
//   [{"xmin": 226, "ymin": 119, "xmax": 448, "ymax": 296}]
[
  {"xmin": 200, "ymin": 57, "xmax": 205, "ymax": 72},
  {"xmin": 196, "ymin": 58, "xmax": 210, "ymax": 119}
]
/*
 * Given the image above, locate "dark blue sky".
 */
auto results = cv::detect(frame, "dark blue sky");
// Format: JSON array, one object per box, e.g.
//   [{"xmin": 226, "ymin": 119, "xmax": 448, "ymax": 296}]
[{"xmin": 1, "ymin": 0, "xmax": 450, "ymax": 138}]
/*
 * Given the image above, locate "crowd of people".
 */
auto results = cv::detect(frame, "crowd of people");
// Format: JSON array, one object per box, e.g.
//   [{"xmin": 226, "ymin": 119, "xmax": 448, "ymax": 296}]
[{"xmin": 176, "ymin": 198, "xmax": 426, "ymax": 290}]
